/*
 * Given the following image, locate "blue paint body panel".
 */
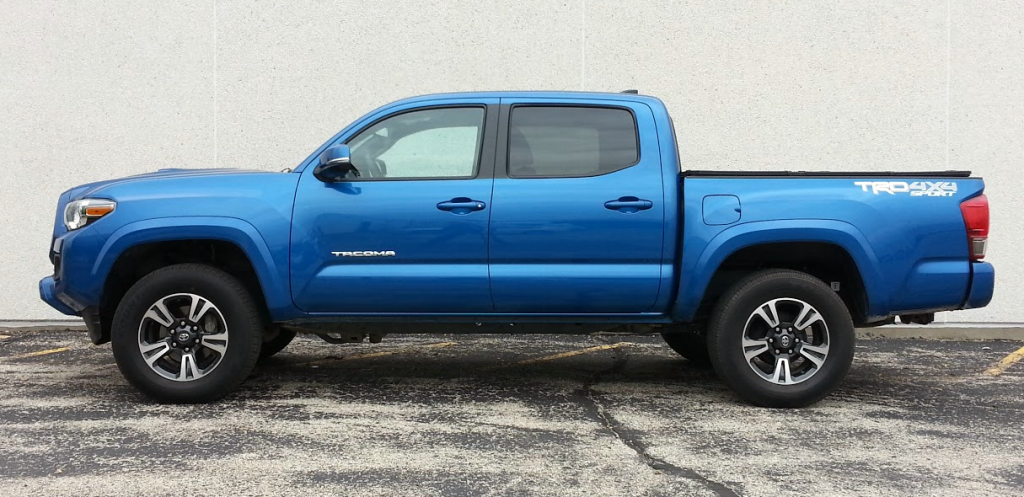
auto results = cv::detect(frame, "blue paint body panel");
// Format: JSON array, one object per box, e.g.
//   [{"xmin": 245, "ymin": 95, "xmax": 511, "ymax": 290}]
[
  {"xmin": 289, "ymin": 175, "xmax": 494, "ymax": 313},
  {"xmin": 38, "ymin": 91, "xmax": 994, "ymax": 328}
]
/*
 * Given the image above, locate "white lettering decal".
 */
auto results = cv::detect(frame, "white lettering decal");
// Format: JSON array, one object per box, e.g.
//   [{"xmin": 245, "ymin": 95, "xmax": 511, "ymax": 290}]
[
  {"xmin": 331, "ymin": 251, "xmax": 397, "ymax": 257},
  {"xmin": 854, "ymin": 181, "xmax": 957, "ymax": 197}
]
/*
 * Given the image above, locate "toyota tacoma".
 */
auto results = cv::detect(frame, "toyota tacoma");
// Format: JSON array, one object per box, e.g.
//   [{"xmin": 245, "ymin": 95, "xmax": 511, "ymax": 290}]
[{"xmin": 39, "ymin": 91, "xmax": 994, "ymax": 406}]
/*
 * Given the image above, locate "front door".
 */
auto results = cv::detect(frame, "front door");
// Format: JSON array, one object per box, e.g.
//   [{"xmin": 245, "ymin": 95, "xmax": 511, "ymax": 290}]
[
  {"xmin": 488, "ymin": 99, "xmax": 666, "ymax": 313},
  {"xmin": 291, "ymin": 103, "xmax": 497, "ymax": 313}
]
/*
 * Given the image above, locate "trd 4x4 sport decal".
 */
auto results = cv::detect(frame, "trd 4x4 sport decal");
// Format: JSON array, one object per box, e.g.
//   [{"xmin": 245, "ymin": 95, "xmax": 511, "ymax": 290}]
[{"xmin": 854, "ymin": 181, "xmax": 957, "ymax": 197}]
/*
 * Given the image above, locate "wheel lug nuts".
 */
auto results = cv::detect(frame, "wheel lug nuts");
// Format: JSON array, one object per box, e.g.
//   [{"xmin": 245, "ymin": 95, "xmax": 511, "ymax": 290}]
[
  {"xmin": 768, "ymin": 338, "xmax": 774, "ymax": 343},
  {"xmin": 774, "ymin": 349, "xmax": 780, "ymax": 354}
]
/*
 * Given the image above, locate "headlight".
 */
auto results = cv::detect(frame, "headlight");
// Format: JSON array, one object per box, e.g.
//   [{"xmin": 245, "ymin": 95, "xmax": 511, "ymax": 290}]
[{"xmin": 64, "ymin": 199, "xmax": 116, "ymax": 230}]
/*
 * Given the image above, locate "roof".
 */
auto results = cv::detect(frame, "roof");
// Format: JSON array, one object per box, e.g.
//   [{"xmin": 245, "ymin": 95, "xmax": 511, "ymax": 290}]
[{"xmin": 386, "ymin": 91, "xmax": 665, "ymax": 106}]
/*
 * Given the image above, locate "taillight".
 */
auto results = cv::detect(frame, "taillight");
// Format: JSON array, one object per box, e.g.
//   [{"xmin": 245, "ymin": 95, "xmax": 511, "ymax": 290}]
[{"xmin": 960, "ymin": 194, "xmax": 989, "ymax": 260}]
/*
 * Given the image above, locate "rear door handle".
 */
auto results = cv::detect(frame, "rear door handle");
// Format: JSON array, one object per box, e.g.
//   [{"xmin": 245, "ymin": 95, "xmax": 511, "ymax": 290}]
[
  {"xmin": 436, "ymin": 197, "xmax": 487, "ymax": 215},
  {"xmin": 604, "ymin": 196, "xmax": 653, "ymax": 213}
]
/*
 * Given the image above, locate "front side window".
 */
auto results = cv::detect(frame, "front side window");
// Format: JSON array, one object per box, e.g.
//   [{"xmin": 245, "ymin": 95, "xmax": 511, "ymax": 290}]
[
  {"xmin": 346, "ymin": 107, "xmax": 485, "ymax": 180},
  {"xmin": 508, "ymin": 106, "xmax": 639, "ymax": 178}
]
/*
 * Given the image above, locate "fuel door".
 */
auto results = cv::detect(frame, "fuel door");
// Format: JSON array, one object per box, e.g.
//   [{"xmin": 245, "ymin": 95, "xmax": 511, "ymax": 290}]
[{"xmin": 702, "ymin": 195, "xmax": 741, "ymax": 225}]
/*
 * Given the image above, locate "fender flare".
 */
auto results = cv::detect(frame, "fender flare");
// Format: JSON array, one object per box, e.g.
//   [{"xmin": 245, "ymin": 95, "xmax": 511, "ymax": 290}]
[
  {"xmin": 671, "ymin": 219, "xmax": 887, "ymax": 322},
  {"xmin": 92, "ymin": 216, "xmax": 289, "ymax": 315}
]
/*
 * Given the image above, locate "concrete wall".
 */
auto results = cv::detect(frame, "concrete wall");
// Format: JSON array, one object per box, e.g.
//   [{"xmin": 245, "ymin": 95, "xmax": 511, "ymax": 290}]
[{"xmin": 1, "ymin": 1, "xmax": 1020, "ymax": 322}]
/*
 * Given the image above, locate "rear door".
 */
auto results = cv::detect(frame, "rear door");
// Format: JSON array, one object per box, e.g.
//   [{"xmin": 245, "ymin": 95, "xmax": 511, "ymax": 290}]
[
  {"xmin": 290, "ymin": 100, "xmax": 498, "ymax": 313},
  {"xmin": 488, "ymin": 98, "xmax": 665, "ymax": 313}
]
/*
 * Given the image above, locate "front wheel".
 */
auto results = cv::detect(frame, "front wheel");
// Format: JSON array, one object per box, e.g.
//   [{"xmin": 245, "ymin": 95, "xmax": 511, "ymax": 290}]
[
  {"xmin": 707, "ymin": 270, "xmax": 855, "ymax": 408},
  {"xmin": 111, "ymin": 264, "xmax": 264, "ymax": 403},
  {"xmin": 661, "ymin": 332, "xmax": 712, "ymax": 368},
  {"xmin": 259, "ymin": 328, "xmax": 296, "ymax": 360}
]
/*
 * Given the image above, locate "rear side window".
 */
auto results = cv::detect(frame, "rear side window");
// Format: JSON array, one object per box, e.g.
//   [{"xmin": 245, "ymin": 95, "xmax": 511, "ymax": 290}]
[{"xmin": 508, "ymin": 106, "xmax": 639, "ymax": 178}]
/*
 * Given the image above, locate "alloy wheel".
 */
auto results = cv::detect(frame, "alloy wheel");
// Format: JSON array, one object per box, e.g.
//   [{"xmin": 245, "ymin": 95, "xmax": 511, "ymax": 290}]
[
  {"xmin": 741, "ymin": 298, "xmax": 830, "ymax": 385},
  {"xmin": 136, "ymin": 293, "xmax": 230, "ymax": 382}
]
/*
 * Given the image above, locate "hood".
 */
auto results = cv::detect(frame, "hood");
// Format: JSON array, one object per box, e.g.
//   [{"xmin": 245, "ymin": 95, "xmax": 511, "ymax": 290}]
[
  {"xmin": 52, "ymin": 167, "xmax": 297, "ymax": 243},
  {"xmin": 66, "ymin": 168, "xmax": 285, "ymax": 201}
]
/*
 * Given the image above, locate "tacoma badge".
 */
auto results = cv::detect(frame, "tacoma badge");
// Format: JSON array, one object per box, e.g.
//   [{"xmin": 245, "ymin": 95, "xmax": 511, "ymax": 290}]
[{"xmin": 332, "ymin": 251, "xmax": 397, "ymax": 257}]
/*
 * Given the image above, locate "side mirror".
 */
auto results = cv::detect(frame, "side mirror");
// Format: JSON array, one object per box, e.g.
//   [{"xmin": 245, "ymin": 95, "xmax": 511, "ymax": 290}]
[{"xmin": 313, "ymin": 145, "xmax": 359, "ymax": 182}]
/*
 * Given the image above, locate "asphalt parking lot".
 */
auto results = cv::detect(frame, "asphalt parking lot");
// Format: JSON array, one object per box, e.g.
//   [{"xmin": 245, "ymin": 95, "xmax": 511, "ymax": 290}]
[{"xmin": 1, "ymin": 329, "xmax": 1022, "ymax": 496}]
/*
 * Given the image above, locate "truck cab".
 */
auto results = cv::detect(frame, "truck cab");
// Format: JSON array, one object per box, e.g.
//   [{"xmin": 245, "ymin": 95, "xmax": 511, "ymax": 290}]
[{"xmin": 293, "ymin": 93, "xmax": 675, "ymax": 315}]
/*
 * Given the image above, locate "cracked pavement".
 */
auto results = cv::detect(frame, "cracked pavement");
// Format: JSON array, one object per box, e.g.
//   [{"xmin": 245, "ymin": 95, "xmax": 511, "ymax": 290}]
[{"xmin": 1, "ymin": 330, "xmax": 1022, "ymax": 496}]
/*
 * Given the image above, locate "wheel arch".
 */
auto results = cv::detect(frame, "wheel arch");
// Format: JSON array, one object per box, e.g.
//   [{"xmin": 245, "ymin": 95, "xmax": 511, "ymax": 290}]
[
  {"xmin": 672, "ymin": 220, "xmax": 887, "ymax": 325},
  {"xmin": 91, "ymin": 217, "xmax": 289, "ymax": 343}
]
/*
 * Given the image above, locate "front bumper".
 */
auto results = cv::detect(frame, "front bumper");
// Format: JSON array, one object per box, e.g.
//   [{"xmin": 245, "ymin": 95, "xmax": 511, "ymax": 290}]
[
  {"xmin": 39, "ymin": 218, "xmax": 109, "ymax": 316},
  {"xmin": 40, "ymin": 277, "xmax": 108, "ymax": 344},
  {"xmin": 39, "ymin": 276, "xmax": 78, "ymax": 315}
]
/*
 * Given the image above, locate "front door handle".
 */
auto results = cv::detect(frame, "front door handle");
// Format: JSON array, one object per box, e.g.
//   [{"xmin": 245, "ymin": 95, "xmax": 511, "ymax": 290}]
[
  {"xmin": 436, "ymin": 197, "xmax": 487, "ymax": 215},
  {"xmin": 604, "ymin": 196, "xmax": 653, "ymax": 213}
]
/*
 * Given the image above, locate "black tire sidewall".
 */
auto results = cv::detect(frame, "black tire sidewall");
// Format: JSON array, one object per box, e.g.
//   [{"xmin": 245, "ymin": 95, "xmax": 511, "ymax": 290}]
[
  {"xmin": 661, "ymin": 332, "xmax": 712, "ymax": 368},
  {"xmin": 708, "ymin": 271, "xmax": 855, "ymax": 408},
  {"xmin": 259, "ymin": 329, "xmax": 297, "ymax": 360},
  {"xmin": 111, "ymin": 264, "xmax": 264, "ymax": 403}
]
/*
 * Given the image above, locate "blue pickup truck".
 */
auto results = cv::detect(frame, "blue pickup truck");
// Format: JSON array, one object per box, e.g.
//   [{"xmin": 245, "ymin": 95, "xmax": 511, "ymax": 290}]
[{"xmin": 39, "ymin": 91, "xmax": 994, "ymax": 407}]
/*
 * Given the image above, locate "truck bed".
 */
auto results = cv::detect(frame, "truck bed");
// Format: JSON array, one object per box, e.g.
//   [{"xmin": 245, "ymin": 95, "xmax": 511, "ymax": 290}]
[{"xmin": 673, "ymin": 172, "xmax": 989, "ymax": 324}]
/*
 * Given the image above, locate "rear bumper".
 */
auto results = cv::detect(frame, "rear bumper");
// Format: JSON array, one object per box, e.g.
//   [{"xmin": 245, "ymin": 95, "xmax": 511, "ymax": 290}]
[{"xmin": 962, "ymin": 262, "xmax": 995, "ymax": 309}]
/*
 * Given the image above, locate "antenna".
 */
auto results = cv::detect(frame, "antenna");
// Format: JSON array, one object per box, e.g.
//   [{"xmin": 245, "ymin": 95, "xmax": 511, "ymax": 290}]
[{"xmin": 621, "ymin": 89, "xmax": 639, "ymax": 94}]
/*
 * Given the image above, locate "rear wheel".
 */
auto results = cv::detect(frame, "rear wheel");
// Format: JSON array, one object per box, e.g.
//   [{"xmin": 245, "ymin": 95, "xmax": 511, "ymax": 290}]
[
  {"xmin": 707, "ymin": 269, "xmax": 854, "ymax": 408},
  {"xmin": 111, "ymin": 264, "xmax": 264, "ymax": 403}
]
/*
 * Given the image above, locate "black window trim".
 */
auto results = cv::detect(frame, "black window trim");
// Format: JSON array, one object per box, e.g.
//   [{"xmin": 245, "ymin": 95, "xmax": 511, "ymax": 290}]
[
  {"xmin": 504, "ymin": 103, "xmax": 641, "ymax": 180},
  {"xmin": 339, "ymin": 104, "xmax": 496, "ymax": 182}
]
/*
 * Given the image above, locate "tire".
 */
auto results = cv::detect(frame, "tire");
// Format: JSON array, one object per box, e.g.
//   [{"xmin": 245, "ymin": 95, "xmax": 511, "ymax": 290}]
[
  {"xmin": 111, "ymin": 264, "xmax": 264, "ymax": 403},
  {"xmin": 707, "ymin": 269, "xmax": 855, "ymax": 408},
  {"xmin": 259, "ymin": 328, "xmax": 296, "ymax": 360},
  {"xmin": 661, "ymin": 332, "xmax": 712, "ymax": 368}
]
